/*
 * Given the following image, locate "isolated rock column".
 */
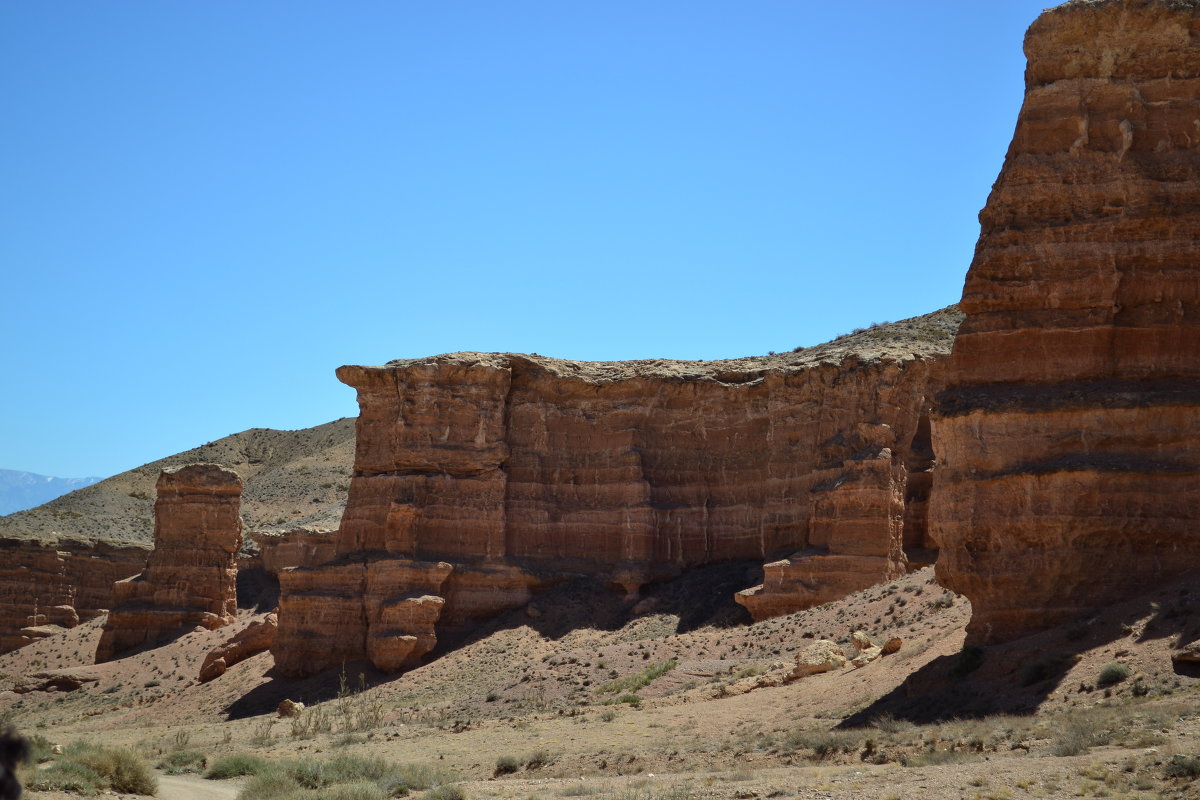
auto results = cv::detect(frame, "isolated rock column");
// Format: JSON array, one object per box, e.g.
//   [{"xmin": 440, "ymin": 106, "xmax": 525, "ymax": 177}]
[
  {"xmin": 930, "ymin": 0, "xmax": 1200, "ymax": 644},
  {"xmin": 96, "ymin": 464, "xmax": 243, "ymax": 662}
]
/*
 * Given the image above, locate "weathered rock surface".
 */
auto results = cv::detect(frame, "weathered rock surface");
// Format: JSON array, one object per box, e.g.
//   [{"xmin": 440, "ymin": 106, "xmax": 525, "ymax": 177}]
[
  {"xmin": 0, "ymin": 538, "xmax": 147, "ymax": 654},
  {"xmin": 199, "ymin": 612, "xmax": 278, "ymax": 682},
  {"xmin": 250, "ymin": 529, "xmax": 338, "ymax": 574},
  {"xmin": 96, "ymin": 465, "xmax": 243, "ymax": 662},
  {"xmin": 274, "ymin": 311, "xmax": 958, "ymax": 676},
  {"xmin": 12, "ymin": 670, "xmax": 100, "ymax": 694},
  {"xmin": 791, "ymin": 640, "xmax": 849, "ymax": 678},
  {"xmin": 931, "ymin": 0, "xmax": 1200, "ymax": 644}
]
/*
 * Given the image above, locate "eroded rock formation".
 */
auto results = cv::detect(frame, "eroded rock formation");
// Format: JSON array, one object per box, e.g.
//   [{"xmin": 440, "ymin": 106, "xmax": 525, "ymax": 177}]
[
  {"xmin": 96, "ymin": 465, "xmax": 243, "ymax": 662},
  {"xmin": 274, "ymin": 312, "xmax": 958, "ymax": 677},
  {"xmin": 931, "ymin": 0, "xmax": 1200, "ymax": 644},
  {"xmin": 199, "ymin": 612, "xmax": 278, "ymax": 682},
  {"xmin": 0, "ymin": 538, "xmax": 147, "ymax": 654}
]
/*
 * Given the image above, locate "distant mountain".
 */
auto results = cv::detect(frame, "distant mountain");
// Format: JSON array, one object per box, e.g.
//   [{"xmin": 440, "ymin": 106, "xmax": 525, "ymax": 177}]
[{"xmin": 0, "ymin": 470, "xmax": 104, "ymax": 516}]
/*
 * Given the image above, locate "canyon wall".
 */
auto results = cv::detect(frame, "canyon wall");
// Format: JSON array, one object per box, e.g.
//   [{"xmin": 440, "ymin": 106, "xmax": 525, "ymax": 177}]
[
  {"xmin": 274, "ymin": 313, "xmax": 957, "ymax": 677},
  {"xmin": 96, "ymin": 464, "xmax": 244, "ymax": 662},
  {"xmin": 0, "ymin": 538, "xmax": 147, "ymax": 654},
  {"xmin": 930, "ymin": 0, "xmax": 1200, "ymax": 644}
]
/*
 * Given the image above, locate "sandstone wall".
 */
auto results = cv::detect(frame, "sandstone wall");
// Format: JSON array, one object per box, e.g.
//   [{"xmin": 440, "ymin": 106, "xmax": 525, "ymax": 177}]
[
  {"xmin": 0, "ymin": 538, "xmax": 147, "ymax": 654},
  {"xmin": 275, "ymin": 319, "xmax": 955, "ymax": 676},
  {"xmin": 930, "ymin": 0, "xmax": 1200, "ymax": 644},
  {"xmin": 96, "ymin": 464, "xmax": 244, "ymax": 662}
]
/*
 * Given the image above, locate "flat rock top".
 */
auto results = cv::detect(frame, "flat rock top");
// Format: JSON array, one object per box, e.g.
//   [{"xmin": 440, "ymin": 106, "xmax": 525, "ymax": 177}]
[{"xmin": 367, "ymin": 306, "xmax": 963, "ymax": 384}]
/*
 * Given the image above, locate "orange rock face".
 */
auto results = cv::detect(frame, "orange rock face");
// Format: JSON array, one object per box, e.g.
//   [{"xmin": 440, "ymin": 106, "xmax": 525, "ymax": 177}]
[
  {"xmin": 96, "ymin": 465, "xmax": 243, "ymax": 662},
  {"xmin": 930, "ymin": 0, "xmax": 1200, "ymax": 644},
  {"xmin": 199, "ymin": 612, "xmax": 278, "ymax": 682},
  {"xmin": 0, "ymin": 538, "xmax": 146, "ymax": 654},
  {"xmin": 274, "ymin": 328, "xmax": 954, "ymax": 676}
]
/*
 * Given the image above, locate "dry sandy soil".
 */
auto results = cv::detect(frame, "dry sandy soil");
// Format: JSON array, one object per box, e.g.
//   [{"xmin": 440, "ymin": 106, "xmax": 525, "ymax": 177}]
[{"xmin": 2, "ymin": 564, "xmax": 1197, "ymax": 800}]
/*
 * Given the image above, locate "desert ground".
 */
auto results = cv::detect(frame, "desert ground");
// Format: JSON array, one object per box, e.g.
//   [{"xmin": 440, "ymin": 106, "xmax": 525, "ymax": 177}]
[{"xmin": 2, "ymin": 565, "xmax": 1197, "ymax": 800}]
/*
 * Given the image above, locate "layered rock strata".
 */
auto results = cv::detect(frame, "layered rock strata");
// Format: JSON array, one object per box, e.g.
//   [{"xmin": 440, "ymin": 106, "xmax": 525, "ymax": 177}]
[
  {"xmin": 274, "ymin": 312, "xmax": 958, "ymax": 676},
  {"xmin": 931, "ymin": 0, "xmax": 1200, "ymax": 644},
  {"xmin": 0, "ymin": 538, "xmax": 147, "ymax": 654},
  {"xmin": 96, "ymin": 465, "xmax": 243, "ymax": 662}
]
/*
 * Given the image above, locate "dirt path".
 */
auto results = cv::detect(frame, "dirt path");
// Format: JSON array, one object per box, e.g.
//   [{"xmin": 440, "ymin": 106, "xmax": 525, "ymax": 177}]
[{"xmin": 157, "ymin": 774, "xmax": 242, "ymax": 800}]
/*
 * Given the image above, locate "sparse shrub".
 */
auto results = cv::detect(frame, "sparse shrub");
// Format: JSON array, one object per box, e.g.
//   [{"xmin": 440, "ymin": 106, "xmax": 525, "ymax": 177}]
[
  {"xmin": 206, "ymin": 753, "xmax": 270, "ymax": 779},
  {"xmin": 423, "ymin": 785, "xmax": 465, "ymax": 800},
  {"xmin": 236, "ymin": 770, "xmax": 300, "ymax": 800},
  {"xmin": 1164, "ymin": 754, "xmax": 1200, "ymax": 779},
  {"xmin": 493, "ymin": 755, "xmax": 520, "ymax": 776},
  {"xmin": 158, "ymin": 749, "xmax": 208, "ymax": 775},
  {"xmin": 783, "ymin": 728, "xmax": 858, "ymax": 760},
  {"xmin": 57, "ymin": 741, "xmax": 157, "ymax": 795},
  {"xmin": 596, "ymin": 660, "xmax": 676, "ymax": 695},
  {"xmin": 1096, "ymin": 663, "xmax": 1132, "ymax": 688},
  {"xmin": 25, "ymin": 760, "xmax": 106, "ymax": 794},
  {"xmin": 321, "ymin": 781, "xmax": 388, "ymax": 800},
  {"xmin": 26, "ymin": 733, "xmax": 55, "ymax": 763}
]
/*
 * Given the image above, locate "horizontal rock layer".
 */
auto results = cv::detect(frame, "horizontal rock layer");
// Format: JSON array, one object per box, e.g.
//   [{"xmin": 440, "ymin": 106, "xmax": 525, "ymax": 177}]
[
  {"xmin": 274, "ymin": 317, "xmax": 957, "ymax": 676},
  {"xmin": 931, "ymin": 0, "xmax": 1200, "ymax": 643},
  {"xmin": 0, "ymin": 538, "xmax": 147, "ymax": 654}
]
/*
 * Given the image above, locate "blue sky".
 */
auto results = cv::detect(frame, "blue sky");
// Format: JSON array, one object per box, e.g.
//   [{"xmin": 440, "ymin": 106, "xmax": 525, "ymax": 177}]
[{"xmin": 2, "ymin": 1, "xmax": 1052, "ymax": 478}]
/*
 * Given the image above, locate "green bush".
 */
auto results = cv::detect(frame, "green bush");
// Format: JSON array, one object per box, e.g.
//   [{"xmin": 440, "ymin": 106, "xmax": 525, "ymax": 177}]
[
  {"xmin": 1096, "ymin": 662, "xmax": 1132, "ymax": 688},
  {"xmin": 322, "ymin": 781, "xmax": 388, "ymax": 800},
  {"xmin": 25, "ymin": 760, "xmax": 106, "ymax": 795},
  {"xmin": 27, "ymin": 733, "xmax": 55, "ymax": 764},
  {"xmin": 157, "ymin": 749, "xmax": 208, "ymax": 774},
  {"xmin": 62, "ymin": 742, "xmax": 157, "ymax": 795},
  {"xmin": 423, "ymin": 786, "xmax": 465, "ymax": 800},
  {"xmin": 237, "ymin": 770, "xmax": 301, "ymax": 800},
  {"xmin": 206, "ymin": 753, "xmax": 270, "ymax": 779},
  {"xmin": 597, "ymin": 660, "xmax": 677, "ymax": 695}
]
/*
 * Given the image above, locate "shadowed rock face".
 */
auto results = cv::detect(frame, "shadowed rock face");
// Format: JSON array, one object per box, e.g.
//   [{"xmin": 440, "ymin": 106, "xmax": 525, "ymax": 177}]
[
  {"xmin": 96, "ymin": 464, "xmax": 243, "ymax": 662},
  {"xmin": 273, "ymin": 316, "xmax": 957, "ymax": 677},
  {"xmin": 931, "ymin": 0, "xmax": 1200, "ymax": 644}
]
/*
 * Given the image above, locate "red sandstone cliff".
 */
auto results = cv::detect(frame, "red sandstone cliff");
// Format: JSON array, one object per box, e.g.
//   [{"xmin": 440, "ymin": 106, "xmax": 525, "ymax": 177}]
[
  {"xmin": 96, "ymin": 464, "xmax": 244, "ymax": 662},
  {"xmin": 273, "ymin": 311, "xmax": 958, "ymax": 677},
  {"xmin": 930, "ymin": 0, "xmax": 1200, "ymax": 644},
  {"xmin": 0, "ymin": 538, "xmax": 147, "ymax": 654}
]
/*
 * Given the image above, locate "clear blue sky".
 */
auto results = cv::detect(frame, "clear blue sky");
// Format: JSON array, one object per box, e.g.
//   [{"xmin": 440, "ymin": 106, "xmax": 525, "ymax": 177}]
[{"xmin": 2, "ymin": 1, "xmax": 1052, "ymax": 479}]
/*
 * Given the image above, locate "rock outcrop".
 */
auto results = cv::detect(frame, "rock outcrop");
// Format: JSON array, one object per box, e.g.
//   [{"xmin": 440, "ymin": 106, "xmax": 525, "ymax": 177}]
[
  {"xmin": 199, "ymin": 612, "xmax": 278, "ymax": 682},
  {"xmin": 96, "ymin": 465, "xmax": 243, "ymax": 662},
  {"xmin": 931, "ymin": 0, "xmax": 1200, "ymax": 644},
  {"xmin": 273, "ymin": 311, "xmax": 959, "ymax": 677},
  {"xmin": 0, "ymin": 538, "xmax": 147, "ymax": 654}
]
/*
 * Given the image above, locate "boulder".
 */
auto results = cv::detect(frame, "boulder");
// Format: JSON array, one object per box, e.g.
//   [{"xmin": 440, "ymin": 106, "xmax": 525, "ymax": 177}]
[
  {"xmin": 277, "ymin": 699, "xmax": 304, "ymax": 717},
  {"xmin": 199, "ymin": 612, "xmax": 279, "ymax": 682},
  {"xmin": 791, "ymin": 640, "xmax": 849, "ymax": 678}
]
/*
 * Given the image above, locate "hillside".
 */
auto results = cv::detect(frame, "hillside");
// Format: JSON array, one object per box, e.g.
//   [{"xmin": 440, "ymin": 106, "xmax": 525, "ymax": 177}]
[{"xmin": 0, "ymin": 418, "xmax": 356, "ymax": 547}]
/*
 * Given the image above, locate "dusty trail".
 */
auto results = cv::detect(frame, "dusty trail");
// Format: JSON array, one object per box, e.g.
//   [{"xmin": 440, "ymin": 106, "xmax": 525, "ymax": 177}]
[{"xmin": 157, "ymin": 774, "xmax": 241, "ymax": 800}]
